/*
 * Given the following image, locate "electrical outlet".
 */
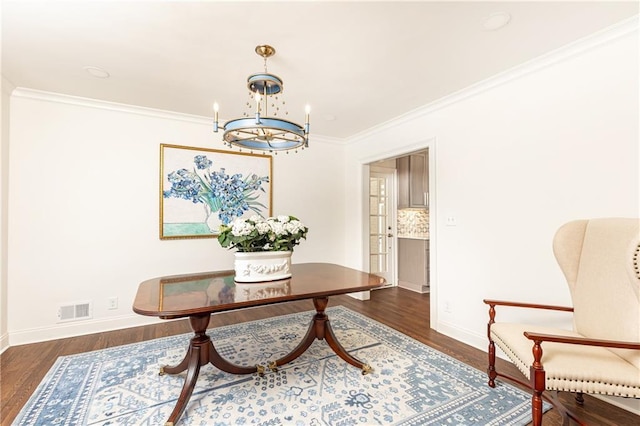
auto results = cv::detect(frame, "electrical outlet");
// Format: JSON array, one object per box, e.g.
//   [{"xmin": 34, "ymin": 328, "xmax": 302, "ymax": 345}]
[
  {"xmin": 444, "ymin": 301, "xmax": 451, "ymax": 313},
  {"xmin": 445, "ymin": 216, "xmax": 457, "ymax": 226},
  {"xmin": 107, "ymin": 297, "xmax": 118, "ymax": 310}
]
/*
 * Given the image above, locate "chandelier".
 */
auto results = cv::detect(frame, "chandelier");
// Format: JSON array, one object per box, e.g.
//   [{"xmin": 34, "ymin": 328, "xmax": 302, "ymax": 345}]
[{"xmin": 213, "ymin": 45, "xmax": 310, "ymax": 153}]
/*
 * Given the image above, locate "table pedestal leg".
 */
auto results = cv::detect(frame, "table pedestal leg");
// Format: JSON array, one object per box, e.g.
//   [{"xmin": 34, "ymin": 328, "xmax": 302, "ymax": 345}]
[
  {"xmin": 268, "ymin": 297, "xmax": 372, "ymax": 375},
  {"xmin": 160, "ymin": 314, "xmax": 260, "ymax": 426}
]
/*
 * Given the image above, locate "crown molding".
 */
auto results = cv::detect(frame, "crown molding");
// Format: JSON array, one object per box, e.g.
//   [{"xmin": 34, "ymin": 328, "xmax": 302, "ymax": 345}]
[
  {"xmin": 1, "ymin": 76, "xmax": 16, "ymax": 95},
  {"xmin": 309, "ymin": 134, "xmax": 346, "ymax": 146},
  {"xmin": 10, "ymin": 87, "xmax": 348, "ymax": 145},
  {"xmin": 358, "ymin": 137, "xmax": 436, "ymax": 165},
  {"xmin": 347, "ymin": 15, "xmax": 639, "ymax": 145},
  {"xmin": 8, "ymin": 15, "xmax": 637, "ymax": 146},
  {"xmin": 11, "ymin": 88, "xmax": 214, "ymax": 126}
]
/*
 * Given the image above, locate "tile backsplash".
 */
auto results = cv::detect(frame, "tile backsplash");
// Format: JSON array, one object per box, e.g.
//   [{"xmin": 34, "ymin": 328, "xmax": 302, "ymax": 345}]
[{"xmin": 397, "ymin": 208, "xmax": 429, "ymax": 237}]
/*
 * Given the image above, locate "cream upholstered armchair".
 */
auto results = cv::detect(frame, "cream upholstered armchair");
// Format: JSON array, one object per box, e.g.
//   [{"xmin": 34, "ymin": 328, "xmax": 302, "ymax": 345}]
[{"xmin": 484, "ymin": 218, "xmax": 640, "ymax": 425}]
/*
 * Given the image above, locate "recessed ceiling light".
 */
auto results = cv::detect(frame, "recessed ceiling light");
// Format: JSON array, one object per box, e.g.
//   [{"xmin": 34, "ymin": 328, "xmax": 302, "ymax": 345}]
[
  {"xmin": 483, "ymin": 12, "xmax": 511, "ymax": 31},
  {"xmin": 83, "ymin": 66, "xmax": 110, "ymax": 78},
  {"xmin": 324, "ymin": 115, "xmax": 336, "ymax": 121}
]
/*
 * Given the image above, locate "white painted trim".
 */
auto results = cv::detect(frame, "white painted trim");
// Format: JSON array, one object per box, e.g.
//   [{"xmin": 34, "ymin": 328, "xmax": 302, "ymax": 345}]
[
  {"xmin": 347, "ymin": 15, "xmax": 639, "ymax": 145},
  {"xmin": 426, "ymin": 140, "xmax": 437, "ymax": 330},
  {"xmin": 358, "ymin": 139, "xmax": 433, "ymax": 164},
  {"xmin": 348, "ymin": 291, "xmax": 370, "ymax": 301},
  {"xmin": 436, "ymin": 319, "xmax": 488, "ymax": 354},
  {"xmin": 438, "ymin": 319, "xmax": 520, "ymax": 363},
  {"xmin": 359, "ymin": 138, "xmax": 439, "ymax": 329},
  {"xmin": 10, "ymin": 87, "xmax": 346, "ymax": 146},
  {"xmin": 1, "ymin": 76, "xmax": 16, "ymax": 95},
  {"xmin": 305, "ymin": 134, "xmax": 345, "ymax": 146},
  {"xmin": 12, "ymin": 87, "xmax": 212, "ymax": 125},
  {"xmin": 8, "ymin": 314, "xmax": 165, "ymax": 346},
  {"xmin": 0, "ymin": 75, "xmax": 11, "ymax": 357},
  {"xmin": 0, "ymin": 332, "xmax": 9, "ymax": 354},
  {"xmin": 361, "ymin": 163, "xmax": 371, "ymax": 273},
  {"xmin": 593, "ymin": 394, "xmax": 640, "ymax": 416}
]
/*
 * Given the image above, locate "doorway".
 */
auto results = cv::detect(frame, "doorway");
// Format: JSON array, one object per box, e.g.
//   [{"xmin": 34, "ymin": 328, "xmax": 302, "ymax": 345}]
[
  {"xmin": 367, "ymin": 149, "xmax": 431, "ymax": 294},
  {"xmin": 369, "ymin": 169, "xmax": 396, "ymax": 286}
]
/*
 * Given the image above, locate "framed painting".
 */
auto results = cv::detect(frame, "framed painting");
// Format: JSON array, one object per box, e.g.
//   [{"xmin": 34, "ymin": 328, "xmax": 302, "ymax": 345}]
[{"xmin": 160, "ymin": 144, "xmax": 272, "ymax": 239}]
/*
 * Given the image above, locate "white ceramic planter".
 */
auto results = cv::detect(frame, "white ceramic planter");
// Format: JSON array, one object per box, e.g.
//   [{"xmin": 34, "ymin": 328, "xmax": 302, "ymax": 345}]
[
  {"xmin": 234, "ymin": 250, "xmax": 292, "ymax": 283},
  {"xmin": 234, "ymin": 279, "xmax": 291, "ymax": 301}
]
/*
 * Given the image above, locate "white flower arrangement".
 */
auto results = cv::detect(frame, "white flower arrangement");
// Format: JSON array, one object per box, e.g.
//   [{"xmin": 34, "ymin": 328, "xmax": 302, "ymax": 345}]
[{"xmin": 218, "ymin": 215, "xmax": 308, "ymax": 252}]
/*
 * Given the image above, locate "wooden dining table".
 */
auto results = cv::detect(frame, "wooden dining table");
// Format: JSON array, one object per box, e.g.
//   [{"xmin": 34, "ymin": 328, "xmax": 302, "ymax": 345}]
[{"xmin": 133, "ymin": 262, "xmax": 386, "ymax": 426}]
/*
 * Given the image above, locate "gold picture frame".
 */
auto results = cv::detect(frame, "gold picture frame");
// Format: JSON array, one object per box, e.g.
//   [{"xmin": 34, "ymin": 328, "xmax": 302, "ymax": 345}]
[{"xmin": 160, "ymin": 144, "xmax": 272, "ymax": 240}]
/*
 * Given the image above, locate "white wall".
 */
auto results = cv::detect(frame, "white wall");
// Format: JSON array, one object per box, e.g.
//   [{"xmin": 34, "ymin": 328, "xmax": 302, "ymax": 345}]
[
  {"xmin": 0, "ymin": 77, "xmax": 14, "ymax": 353},
  {"xmin": 345, "ymin": 20, "xmax": 639, "ymax": 350},
  {"xmin": 7, "ymin": 92, "xmax": 345, "ymax": 345},
  {"xmin": 4, "ymin": 17, "xmax": 638, "ymax": 355}
]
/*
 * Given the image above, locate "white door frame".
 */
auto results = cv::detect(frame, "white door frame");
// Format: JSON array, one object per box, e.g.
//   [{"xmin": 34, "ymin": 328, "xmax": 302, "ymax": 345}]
[{"xmin": 359, "ymin": 138, "xmax": 437, "ymax": 328}]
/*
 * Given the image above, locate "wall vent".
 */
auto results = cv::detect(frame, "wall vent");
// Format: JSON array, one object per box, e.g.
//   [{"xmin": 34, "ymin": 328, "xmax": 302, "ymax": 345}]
[{"xmin": 58, "ymin": 301, "xmax": 92, "ymax": 322}]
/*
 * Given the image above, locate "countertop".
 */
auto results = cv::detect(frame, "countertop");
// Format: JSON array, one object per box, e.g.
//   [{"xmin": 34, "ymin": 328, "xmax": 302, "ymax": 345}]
[{"xmin": 397, "ymin": 235, "xmax": 429, "ymax": 240}]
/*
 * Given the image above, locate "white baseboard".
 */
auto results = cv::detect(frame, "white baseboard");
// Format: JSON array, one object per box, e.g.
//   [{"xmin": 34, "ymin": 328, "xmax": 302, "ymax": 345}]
[
  {"xmin": 347, "ymin": 290, "xmax": 370, "ymax": 301},
  {"xmin": 0, "ymin": 331, "xmax": 9, "ymax": 354},
  {"xmin": 398, "ymin": 281, "xmax": 429, "ymax": 293},
  {"xmin": 435, "ymin": 319, "xmax": 487, "ymax": 353},
  {"xmin": 8, "ymin": 314, "xmax": 165, "ymax": 347},
  {"xmin": 593, "ymin": 394, "xmax": 640, "ymax": 416}
]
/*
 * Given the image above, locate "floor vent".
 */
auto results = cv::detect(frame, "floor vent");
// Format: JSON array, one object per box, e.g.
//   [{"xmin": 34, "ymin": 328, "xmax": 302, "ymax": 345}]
[{"xmin": 58, "ymin": 302, "xmax": 92, "ymax": 322}]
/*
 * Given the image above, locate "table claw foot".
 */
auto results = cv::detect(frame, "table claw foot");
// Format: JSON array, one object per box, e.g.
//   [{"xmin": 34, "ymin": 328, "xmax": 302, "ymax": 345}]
[
  {"xmin": 256, "ymin": 364, "xmax": 266, "ymax": 376},
  {"xmin": 361, "ymin": 364, "xmax": 373, "ymax": 375},
  {"xmin": 164, "ymin": 423, "xmax": 174, "ymax": 426},
  {"xmin": 159, "ymin": 366, "xmax": 166, "ymax": 376},
  {"xmin": 268, "ymin": 361, "xmax": 279, "ymax": 372}
]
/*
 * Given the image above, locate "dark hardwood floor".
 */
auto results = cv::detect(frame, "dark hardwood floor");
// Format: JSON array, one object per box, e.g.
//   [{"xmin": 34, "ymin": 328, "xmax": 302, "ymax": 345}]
[{"xmin": 1, "ymin": 287, "xmax": 638, "ymax": 425}]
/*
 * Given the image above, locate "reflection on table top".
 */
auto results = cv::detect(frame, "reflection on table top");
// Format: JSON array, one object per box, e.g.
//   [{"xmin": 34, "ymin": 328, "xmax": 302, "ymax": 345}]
[{"xmin": 133, "ymin": 263, "xmax": 386, "ymax": 319}]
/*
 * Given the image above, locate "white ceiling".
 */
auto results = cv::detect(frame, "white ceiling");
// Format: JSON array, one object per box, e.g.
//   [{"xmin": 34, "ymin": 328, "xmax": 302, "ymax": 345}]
[{"xmin": 2, "ymin": 1, "xmax": 638, "ymax": 139}]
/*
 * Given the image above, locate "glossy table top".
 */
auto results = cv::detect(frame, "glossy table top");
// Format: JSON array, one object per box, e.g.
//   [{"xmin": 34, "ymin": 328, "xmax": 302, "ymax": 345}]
[{"xmin": 133, "ymin": 263, "xmax": 386, "ymax": 319}]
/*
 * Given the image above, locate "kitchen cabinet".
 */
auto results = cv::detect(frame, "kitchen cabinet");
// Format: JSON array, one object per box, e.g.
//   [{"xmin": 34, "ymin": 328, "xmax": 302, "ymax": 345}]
[
  {"xmin": 409, "ymin": 153, "xmax": 428, "ymax": 207},
  {"xmin": 397, "ymin": 156, "xmax": 410, "ymax": 208},
  {"xmin": 397, "ymin": 152, "xmax": 428, "ymax": 209},
  {"xmin": 398, "ymin": 237, "xmax": 429, "ymax": 293}
]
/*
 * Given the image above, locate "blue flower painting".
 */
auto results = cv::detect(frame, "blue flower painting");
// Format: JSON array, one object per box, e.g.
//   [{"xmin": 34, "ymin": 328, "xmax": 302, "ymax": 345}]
[{"xmin": 160, "ymin": 145, "xmax": 271, "ymax": 239}]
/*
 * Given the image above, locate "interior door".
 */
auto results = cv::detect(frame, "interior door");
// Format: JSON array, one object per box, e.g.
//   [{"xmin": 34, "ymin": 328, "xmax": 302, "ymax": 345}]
[{"xmin": 369, "ymin": 171, "xmax": 396, "ymax": 286}]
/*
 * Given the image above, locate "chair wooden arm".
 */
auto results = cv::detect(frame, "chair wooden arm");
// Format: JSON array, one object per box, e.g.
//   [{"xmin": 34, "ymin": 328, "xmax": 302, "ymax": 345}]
[
  {"xmin": 524, "ymin": 331, "xmax": 640, "ymax": 350},
  {"xmin": 484, "ymin": 300, "xmax": 574, "ymax": 340},
  {"xmin": 483, "ymin": 299, "xmax": 574, "ymax": 312}
]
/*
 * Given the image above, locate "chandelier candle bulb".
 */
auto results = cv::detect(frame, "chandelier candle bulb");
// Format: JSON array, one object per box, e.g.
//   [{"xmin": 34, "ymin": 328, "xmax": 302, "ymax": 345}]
[
  {"xmin": 255, "ymin": 93, "xmax": 261, "ymax": 112},
  {"xmin": 305, "ymin": 105, "xmax": 310, "ymax": 133},
  {"xmin": 213, "ymin": 102, "xmax": 219, "ymax": 132},
  {"xmin": 254, "ymin": 93, "xmax": 262, "ymax": 124}
]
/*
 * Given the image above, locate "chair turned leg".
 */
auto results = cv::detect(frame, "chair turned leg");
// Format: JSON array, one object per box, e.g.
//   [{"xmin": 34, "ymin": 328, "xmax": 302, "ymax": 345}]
[
  {"xmin": 575, "ymin": 392, "xmax": 584, "ymax": 405},
  {"xmin": 488, "ymin": 340, "xmax": 497, "ymax": 388},
  {"xmin": 531, "ymin": 388, "xmax": 544, "ymax": 426},
  {"xmin": 530, "ymin": 340, "xmax": 546, "ymax": 426},
  {"xmin": 487, "ymin": 304, "xmax": 497, "ymax": 388}
]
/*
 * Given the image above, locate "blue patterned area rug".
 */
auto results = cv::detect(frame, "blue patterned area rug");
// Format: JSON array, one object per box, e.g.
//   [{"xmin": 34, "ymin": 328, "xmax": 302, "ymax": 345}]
[{"xmin": 14, "ymin": 307, "xmax": 543, "ymax": 425}]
